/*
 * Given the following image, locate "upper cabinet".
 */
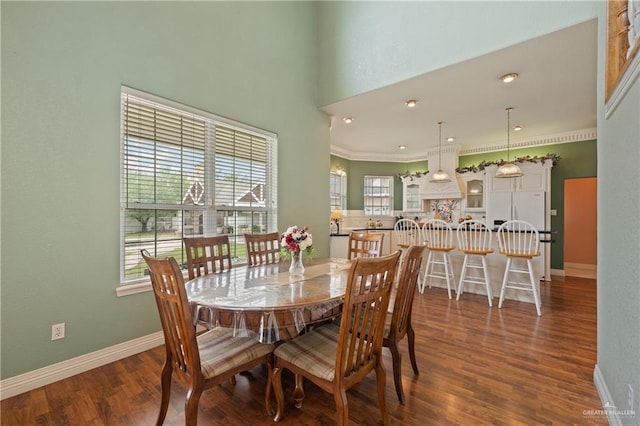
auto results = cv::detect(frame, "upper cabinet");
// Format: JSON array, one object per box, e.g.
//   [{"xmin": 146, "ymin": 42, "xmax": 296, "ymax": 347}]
[
  {"xmin": 461, "ymin": 173, "xmax": 485, "ymax": 212},
  {"xmin": 403, "ymin": 180, "xmax": 422, "ymax": 212},
  {"xmin": 486, "ymin": 162, "xmax": 551, "ymax": 193}
]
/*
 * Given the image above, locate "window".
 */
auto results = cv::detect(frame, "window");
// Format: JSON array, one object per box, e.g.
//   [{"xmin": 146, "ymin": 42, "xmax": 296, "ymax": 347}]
[
  {"xmin": 120, "ymin": 88, "xmax": 277, "ymax": 284},
  {"xmin": 329, "ymin": 170, "xmax": 347, "ymax": 211},
  {"xmin": 363, "ymin": 176, "xmax": 393, "ymax": 216}
]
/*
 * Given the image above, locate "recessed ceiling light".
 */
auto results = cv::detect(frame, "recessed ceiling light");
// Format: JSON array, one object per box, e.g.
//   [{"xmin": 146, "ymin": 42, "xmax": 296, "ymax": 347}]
[
  {"xmin": 343, "ymin": 117, "xmax": 354, "ymax": 124},
  {"xmin": 499, "ymin": 72, "xmax": 519, "ymax": 83},
  {"xmin": 398, "ymin": 145, "xmax": 406, "ymax": 150},
  {"xmin": 513, "ymin": 125, "xmax": 523, "ymax": 131},
  {"xmin": 404, "ymin": 99, "xmax": 418, "ymax": 108},
  {"xmin": 447, "ymin": 136, "xmax": 455, "ymax": 142}
]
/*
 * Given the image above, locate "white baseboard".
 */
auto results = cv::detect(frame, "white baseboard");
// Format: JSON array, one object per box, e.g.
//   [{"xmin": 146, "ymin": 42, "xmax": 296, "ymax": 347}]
[
  {"xmin": 594, "ymin": 364, "xmax": 625, "ymax": 426},
  {"xmin": 550, "ymin": 268, "xmax": 565, "ymax": 277},
  {"xmin": 0, "ymin": 332, "xmax": 164, "ymax": 401}
]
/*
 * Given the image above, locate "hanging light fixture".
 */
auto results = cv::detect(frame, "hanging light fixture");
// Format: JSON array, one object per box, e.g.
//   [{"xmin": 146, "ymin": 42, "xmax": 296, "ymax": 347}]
[
  {"xmin": 430, "ymin": 121, "xmax": 451, "ymax": 183},
  {"xmin": 495, "ymin": 107, "xmax": 523, "ymax": 178}
]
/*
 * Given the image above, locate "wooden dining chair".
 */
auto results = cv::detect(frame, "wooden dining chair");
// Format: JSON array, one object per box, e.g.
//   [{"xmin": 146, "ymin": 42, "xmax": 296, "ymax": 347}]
[
  {"xmin": 183, "ymin": 235, "xmax": 232, "ymax": 279},
  {"xmin": 347, "ymin": 231, "xmax": 385, "ymax": 259},
  {"xmin": 244, "ymin": 232, "xmax": 281, "ymax": 266},
  {"xmin": 271, "ymin": 251, "xmax": 401, "ymax": 426},
  {"xmin": 383, "ymin": 244, "xmax": 426, "ymax": 404},
  {"xmin": 141, "ymin": 250, "xmax": 274, "ymax": 426}
]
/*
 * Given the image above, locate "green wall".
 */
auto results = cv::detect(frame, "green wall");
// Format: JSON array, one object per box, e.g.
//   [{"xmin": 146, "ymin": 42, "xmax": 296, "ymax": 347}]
[
  {"xmin": 317, "ymin": 1, "xmax": 598, "ymax": 106},
  {"xmin": 1, "ymin": 2, "xmax": 328, "ymax": 379},
  {"xmin": 460, "ymin": 140, "xmax": 597, "ymax": 269},
  {"xmin": 333, "ymin": 140, "xmax": 598, "ymax": 270},
  {"xmin": 331, "ymin": 156, "xmax": 428, "ymax": 211}
]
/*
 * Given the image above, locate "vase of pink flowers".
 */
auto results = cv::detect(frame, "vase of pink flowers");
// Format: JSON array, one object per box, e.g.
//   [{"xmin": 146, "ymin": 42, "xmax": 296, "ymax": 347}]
[{"xmin": 280, "ymin": 226, "xmax": 313, "ymax": 277}]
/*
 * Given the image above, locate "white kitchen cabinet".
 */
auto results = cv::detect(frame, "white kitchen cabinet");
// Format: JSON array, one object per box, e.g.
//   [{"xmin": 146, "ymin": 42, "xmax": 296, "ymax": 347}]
[
  {"xmin": 330, "ymin": 231, "xmax": 392, "ymax": 258},
  {"xmin": 402, "ymin": 179, "xmax": 422, "ymax": 212},
  {"xmin": 486, "ymin": 163, "xmax": 549, "ymax": 193},
  {"xmin": 329, "ymin": 235, "xmax": 349, "ymax": 259},
  {"xmin": 460, "ymin": 172, "xmax": 486, "ymax": 212}
]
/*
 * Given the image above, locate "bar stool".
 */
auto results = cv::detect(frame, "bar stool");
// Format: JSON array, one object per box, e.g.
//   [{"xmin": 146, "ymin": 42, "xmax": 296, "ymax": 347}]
[
  {"xmin": 393, "ymin": 218, "xmax": 421, "ymax": 250},
  {"xmin": 456, "ymin": 220, "xmax": 493, "ymax": 306},
  {"xmin": 497, "ymin": 220, "xmax": 542, "ymax": 316},
  {"xmin": 419, "ymin": 219, "xmax": 455, "ymax": 298},
  {"xmin": 393, "ymin": 218, "xmax": 421, "ymax": 275}
]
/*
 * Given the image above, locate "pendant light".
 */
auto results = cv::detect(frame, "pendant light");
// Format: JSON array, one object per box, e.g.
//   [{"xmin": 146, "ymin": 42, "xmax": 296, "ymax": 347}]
[
  {"xmin": 430, "ymin": 121, "xmax": 451, "ymax": 183},
  {"xmin": 495, "ymin": 107, "xmax": 523, "ymax": 178}
]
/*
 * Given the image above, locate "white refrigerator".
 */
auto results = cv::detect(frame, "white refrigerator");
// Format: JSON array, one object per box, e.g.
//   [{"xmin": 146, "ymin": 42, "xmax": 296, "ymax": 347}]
[
  {"xmin": 487, "ymin": 190, "xmax": 546, "ymax": 230},
  {"xmin": 487, "ymin": 190, "xmax": 549, "ymax": 281}
]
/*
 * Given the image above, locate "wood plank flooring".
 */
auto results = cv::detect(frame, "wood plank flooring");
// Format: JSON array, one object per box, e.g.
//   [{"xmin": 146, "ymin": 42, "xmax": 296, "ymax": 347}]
[{"xmin": 1, "ymin": 275, "xmax": 604, "ymax": 425}]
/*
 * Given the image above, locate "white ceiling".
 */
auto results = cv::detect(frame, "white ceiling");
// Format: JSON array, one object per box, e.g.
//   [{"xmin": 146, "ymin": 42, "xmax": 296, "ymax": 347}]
[{"xmin": 323, "ymin": 20, "xmax": 598, "ymax": 162}]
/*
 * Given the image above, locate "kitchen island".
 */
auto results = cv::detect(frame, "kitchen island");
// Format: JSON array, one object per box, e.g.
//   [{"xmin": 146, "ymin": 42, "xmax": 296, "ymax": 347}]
[{"xmin": 331, "ymin": 226, "xmax": 552, "ymax": 305}]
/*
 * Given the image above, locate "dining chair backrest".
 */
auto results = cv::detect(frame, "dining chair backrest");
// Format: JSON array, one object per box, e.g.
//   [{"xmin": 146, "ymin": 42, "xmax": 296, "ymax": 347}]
[
  {"xmin": 141, "ymin": 250, "xmax": 200, "ymax": 377},
  {"xmin": 497, "ymin": 220, "xmax": 540, "ymax": 257},
  {"xmin": 347, "ymin": 232, "xmax": 385, "ymax": 259},
  {"xmin": 421, "ymin": 219, "xmax": 455, "ymax": 250},
  {"xmin": 384, "ymin": 244, "xmax": 426, "ymax": 404},
  {"xmin": 393, "ymin": 218, "xmax": 422, "ymax": 249},
  {"xmin": 142, "ymin": 249, "xmax": 275, "ymax": 425},
  {"xmin": 184, "ymin": 235, "xmax": 232, "ymax": 279},
  {"xmin": 388, "ymin": 245, "xmax": 426, "ymax": 342},
  {"xmin": 456, "ymin": 220, "xmax": 493, "ymax": 253},
  {"xmin": 338, "ymin": 250, "xmax": 401, "ymax": 382},
  {"xmin": 244, "ymin": 232, "xmax": 281, "ymax": 266}
]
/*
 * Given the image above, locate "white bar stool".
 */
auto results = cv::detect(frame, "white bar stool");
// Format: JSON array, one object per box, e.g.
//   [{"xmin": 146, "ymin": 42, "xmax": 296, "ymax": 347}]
[
  {"xmin": 419, "ymin": 219, "xmax": 455, "ymax": 298},
  {"xmin": 393, "ymin": 218, "xmax": 421, "ymax": 279},
  {"xmin": 497, "ymin": 220, "xmax": 542, "ymax": 316},
  {"xmin": 456, "ymin": 220, "xmax": 494, "ymax": 306}
]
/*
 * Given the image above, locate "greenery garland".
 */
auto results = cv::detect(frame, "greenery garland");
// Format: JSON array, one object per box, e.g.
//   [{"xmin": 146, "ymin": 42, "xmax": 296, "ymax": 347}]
[
  {"xmin": 396, "ymin": 170, "xmax": 429, "ymax": 181},
  {"xmin": 455, "ymin": 153, "xmax": 561, "ymax": 174}
]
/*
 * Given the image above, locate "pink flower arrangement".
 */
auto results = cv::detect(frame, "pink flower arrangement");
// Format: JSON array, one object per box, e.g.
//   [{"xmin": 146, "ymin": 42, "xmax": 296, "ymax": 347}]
[{"xmin": 280, "ymin": 226, "xmax": 313, "ymax": 256}]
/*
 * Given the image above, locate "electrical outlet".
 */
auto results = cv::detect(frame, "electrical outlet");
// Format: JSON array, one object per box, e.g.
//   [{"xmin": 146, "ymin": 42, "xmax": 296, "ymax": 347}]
[
  {"xmin": 51, "ymin": 323, "xmax": 65, "ymax": 340},
  {"xmin": 628, "ymin": 384, "xmax": 634, "ymax": 412}
]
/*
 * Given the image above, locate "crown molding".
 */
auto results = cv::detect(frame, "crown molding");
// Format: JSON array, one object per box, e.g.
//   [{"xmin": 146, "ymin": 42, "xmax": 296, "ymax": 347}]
[
  {"xmin": 330, "ymin": 128, "xmax": 597, "ymax": 162},
  {"xmin": 459, "ymin": 128, "xmax": 597, "ymax": 156},
  {"xmin": 329, "ymin": 144, "xmax": 427, "ymax": 162}
]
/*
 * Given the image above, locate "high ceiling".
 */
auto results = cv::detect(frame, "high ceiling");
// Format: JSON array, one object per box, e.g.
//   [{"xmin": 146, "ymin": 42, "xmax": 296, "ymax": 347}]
[{"xmin": 322, "ymin": 20, "xmax": 597, "ymax": 162}]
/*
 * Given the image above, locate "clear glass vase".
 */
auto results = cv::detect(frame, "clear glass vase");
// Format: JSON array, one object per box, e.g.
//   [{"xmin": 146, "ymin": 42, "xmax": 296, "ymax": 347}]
[{"xmin": 289, "ymin": 251, "xmax": 305, "ymax": 277}]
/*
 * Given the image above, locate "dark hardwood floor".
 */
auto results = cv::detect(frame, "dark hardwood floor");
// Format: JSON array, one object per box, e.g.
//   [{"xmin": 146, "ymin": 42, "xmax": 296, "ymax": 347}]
[{"xmin": 1, "ymin": 275, "xmax": 604, "ymax": 425}]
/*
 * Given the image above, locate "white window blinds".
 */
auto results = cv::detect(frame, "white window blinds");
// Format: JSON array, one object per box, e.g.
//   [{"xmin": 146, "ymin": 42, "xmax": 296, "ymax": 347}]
[{"xmin": 120, "ymin": 88, "xmax": 276, "ymax": 284}]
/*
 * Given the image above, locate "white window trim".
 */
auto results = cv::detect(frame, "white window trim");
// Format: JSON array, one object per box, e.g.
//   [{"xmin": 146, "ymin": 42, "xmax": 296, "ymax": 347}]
[
  {"xmin": 118, "ymin": 86, "xmax": 277, "ymax": 296},
  {"xmin": 363, "ymin": 175, "xmax": 394, "ymax": 216}
]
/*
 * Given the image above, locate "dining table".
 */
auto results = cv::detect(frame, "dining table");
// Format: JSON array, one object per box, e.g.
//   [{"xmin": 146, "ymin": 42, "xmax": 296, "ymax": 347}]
[{"xmin": 184, "ymin": 258, "xmax": 353, "ymax": 343}]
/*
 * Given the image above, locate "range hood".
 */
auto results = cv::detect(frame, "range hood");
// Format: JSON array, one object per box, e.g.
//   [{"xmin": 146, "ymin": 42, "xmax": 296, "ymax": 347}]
[{"xmin": 421, "ymin": 144, "xmax": 463, "ymax": 200}]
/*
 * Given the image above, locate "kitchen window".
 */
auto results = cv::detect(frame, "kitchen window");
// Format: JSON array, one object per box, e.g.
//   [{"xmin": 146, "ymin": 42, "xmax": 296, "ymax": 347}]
[
  {"xmin": 120, "ymin": 87, "xmax": 277, "ymax": 287},
  {"xmin": 363, "ymin": 175, "xmax": 393, "ymax": 216},
  {"xmin": 330, "ymin": 171, "xmax": 347, "ymax": 211}
]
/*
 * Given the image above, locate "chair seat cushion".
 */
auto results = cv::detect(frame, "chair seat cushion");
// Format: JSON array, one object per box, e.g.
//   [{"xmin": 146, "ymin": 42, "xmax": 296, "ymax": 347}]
[
  {"xmin": 273, "ymin": 323, "xmax": 341, "ymax": 381},
  {"xmin": 197, "ymin": 327, "xmax": 274, "ymax": 379}
]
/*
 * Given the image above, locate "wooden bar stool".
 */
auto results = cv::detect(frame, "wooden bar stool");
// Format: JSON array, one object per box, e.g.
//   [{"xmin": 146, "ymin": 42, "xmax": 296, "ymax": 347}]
[
  {"xmin": 456, "ymin": 220, "xmax": 494, "ymax": 306},
  {"xmin": 419, "ymin": 219, "xmax": 456, "ymax": 298},
  {"xmin": 497, "ymin": 220, "xmax": 542, "ymax": 316}
]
